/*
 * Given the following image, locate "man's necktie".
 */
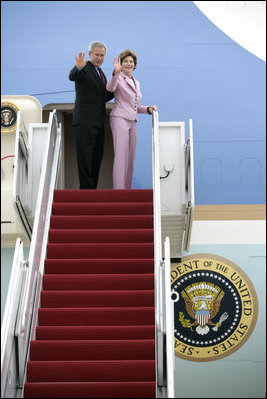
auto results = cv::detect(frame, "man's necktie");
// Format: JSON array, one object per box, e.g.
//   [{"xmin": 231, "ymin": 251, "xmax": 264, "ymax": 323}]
[{"xmin": 97, "ymin": 67, "xmax": 106, "ymax": 87}]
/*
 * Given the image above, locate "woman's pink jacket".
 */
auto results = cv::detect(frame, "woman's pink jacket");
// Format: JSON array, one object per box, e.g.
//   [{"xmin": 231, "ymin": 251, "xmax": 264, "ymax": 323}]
[{"xmin": 106, "ymin": 71, "xmax": 149, "ymax": 121}]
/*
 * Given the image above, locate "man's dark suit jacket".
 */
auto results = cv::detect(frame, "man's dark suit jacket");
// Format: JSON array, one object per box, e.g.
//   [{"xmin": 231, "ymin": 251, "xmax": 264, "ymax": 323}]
[{"xmin": 69, "ymin": 61, "xmax": 114, "ymax": 127}]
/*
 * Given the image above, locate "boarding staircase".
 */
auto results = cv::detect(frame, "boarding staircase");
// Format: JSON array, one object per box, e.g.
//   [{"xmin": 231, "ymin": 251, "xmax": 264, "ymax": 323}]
[
  {"xmin": 1, "ymin": 106, "xmax": 194, "ymax": 398},
  {"xmin": 24, "ymin": 189, "xmax": 156, "ymax": 398}
]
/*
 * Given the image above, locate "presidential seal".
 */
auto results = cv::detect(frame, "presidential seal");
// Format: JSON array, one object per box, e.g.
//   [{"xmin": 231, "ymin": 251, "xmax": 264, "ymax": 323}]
[
  {"xmin": 1, "ymin": 102, "xmax": 20, "ymax": 133},
  {"xmin": 171, "ymin": 254, "xmax": 258, "ymax": 361}
]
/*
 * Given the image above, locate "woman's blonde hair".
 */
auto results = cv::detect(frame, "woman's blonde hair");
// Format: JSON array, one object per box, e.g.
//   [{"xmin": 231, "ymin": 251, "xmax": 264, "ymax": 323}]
[{"xmin": 119, "ymin": 49, "xmax": 137, "ymax": 69}]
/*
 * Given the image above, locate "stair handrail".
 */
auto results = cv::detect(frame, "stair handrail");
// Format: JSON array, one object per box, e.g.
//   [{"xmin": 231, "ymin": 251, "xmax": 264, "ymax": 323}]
[
  {"xmin": 152, "ymin": 110, "xmax": 167, "ymax": 394},
  {"xmin": 152, "ymin": 110, "xmax": 162, "ymax": 332},
  {"xmin": 183, "ymin": 118, "xmax": 195, "ymax": 252},
  {"xmin": 1, "ymin": 238, "xmax": 25, "ymax": 397},
  {"xmin": 14, "ymin": 110, "xmax": 61, "ymax": 389},
  {"xmin": 164, "ymin": 237, "xmax": 175, "ymax": 398},
  {"xmin": 152, "ymin": 111, "xmax": 175, "ymax": 397}
]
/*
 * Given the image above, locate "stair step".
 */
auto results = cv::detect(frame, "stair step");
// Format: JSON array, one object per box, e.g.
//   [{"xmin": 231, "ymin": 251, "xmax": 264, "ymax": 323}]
[
  {"xmin": 44, "ymin": 259, "xmax": 154, "ymax": 274},
  {"xmin": 50, "ymin": 215, "xmax": 153, "ymax": 229},
  {"xmin": 35, "ymin": 325, "xmax": 155, "ymax": 340},
  {"xmin": 53, "ymin": 189, "xmax": 153, "ymax": 203},
  {"xmin": 24, "ymin": 381, "xmax": 156, "ymax": 398},
  {"xmin": 46, "ymin": 243, "xmax": 154, "ymax": 259},
  {"xmin": 52, "ymin": 202, "xmax": 153, "ymax": 215},
  {"xmin": 48, "ymin": 229, "xmax": 154, "ymax": 243},
  {"xmin": 26, "ymin": 359, "xmax": 155, "ymax": 382},
  {"xmin": 41, "ymin": 290, "xmax": 154, "ymax": 308},
  {"xmin": 30, "ymin": 339, "xmax": 155, "ymax": 361},
  {"xmin": 38, "ymin": 307, "xmax": 155, "ymax": 326},
  {"xmin": 42, "ymin": 274, "xmax": 154, "ymax": 291}
]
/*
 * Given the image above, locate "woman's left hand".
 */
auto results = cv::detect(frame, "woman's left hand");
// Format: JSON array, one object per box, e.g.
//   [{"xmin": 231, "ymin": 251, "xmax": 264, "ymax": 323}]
[{"xmin": 148, "ymin": 105, "xmax": 157, "ymax": 113}]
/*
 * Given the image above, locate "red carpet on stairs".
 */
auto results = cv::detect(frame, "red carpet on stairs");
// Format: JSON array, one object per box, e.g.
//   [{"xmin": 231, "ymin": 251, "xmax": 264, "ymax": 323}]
[{"xmin": 24, "ymin": 189, "xmax": 156, "ymax": 398}]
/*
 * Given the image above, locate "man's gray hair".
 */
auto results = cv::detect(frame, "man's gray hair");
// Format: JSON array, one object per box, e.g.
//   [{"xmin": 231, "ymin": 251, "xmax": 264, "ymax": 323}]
[{"xmin": 89, "ymin": 41, "xmax": 107, "ymax": 53}]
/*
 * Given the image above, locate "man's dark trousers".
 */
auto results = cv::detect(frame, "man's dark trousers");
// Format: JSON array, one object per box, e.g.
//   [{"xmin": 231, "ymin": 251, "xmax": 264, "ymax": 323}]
[{"xmin": 75, "ymin": 124, "xmax": 105, "ymax": 189}]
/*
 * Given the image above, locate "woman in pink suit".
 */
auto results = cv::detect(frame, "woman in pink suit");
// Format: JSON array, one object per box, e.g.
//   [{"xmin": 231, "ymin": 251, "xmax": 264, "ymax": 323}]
[{"xmin": 106, "ymin": 49, "xmax": 157, "ymax": 189}]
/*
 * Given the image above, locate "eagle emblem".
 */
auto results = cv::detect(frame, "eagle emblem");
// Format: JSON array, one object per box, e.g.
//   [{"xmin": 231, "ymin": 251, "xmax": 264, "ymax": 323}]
[
  {"xmin": 180, "ymin": 282, "xmax": 228, "ymax": 335},
  {"xmin": 1, "ymin": 103, "xmax": 18, "ymax": 132},
  {"xmin": 1, "ymin": 110, "xmax": 13, "ymax": 125}
]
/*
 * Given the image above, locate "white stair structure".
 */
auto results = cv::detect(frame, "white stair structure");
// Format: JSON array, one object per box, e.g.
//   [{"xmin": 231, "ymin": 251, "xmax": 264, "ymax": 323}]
[
  {"xmin": 153, "ymin": 113, "xmax": 195, "ymax": 259},
  {"xmin": 1, "ymin": 101, "xmax": 195, "ymax": 398},
  {"xmin": 1, "ymin": 95, "xmax": 43, "ymax": 247}
]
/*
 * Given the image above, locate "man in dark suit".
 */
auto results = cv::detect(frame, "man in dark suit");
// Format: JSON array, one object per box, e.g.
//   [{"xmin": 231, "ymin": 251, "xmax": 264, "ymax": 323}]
[{"xmin": 69, "ymin": 41, "xmax": 114, "ymax": 189}]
